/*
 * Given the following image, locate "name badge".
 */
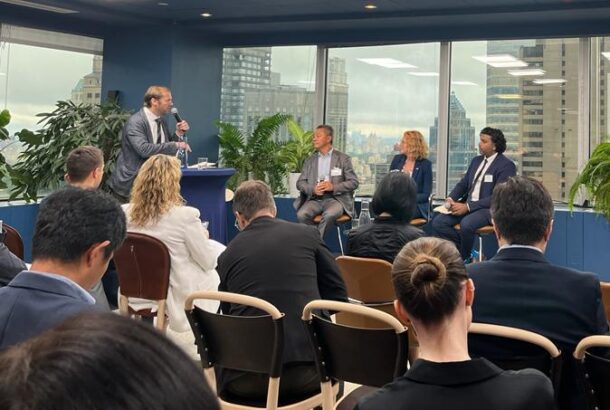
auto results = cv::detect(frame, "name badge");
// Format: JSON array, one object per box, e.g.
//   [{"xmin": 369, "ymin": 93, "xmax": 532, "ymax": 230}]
[
  {"xmin": 330, "ymin": 167, "xmax": 342, "ymax": 177},
  {"xmin": 484, "ymin": 174, "xmax": 493, "ymax": 183}
]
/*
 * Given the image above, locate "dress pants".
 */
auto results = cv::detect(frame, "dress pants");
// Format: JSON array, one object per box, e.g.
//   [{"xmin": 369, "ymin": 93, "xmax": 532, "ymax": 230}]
[
  {"xmin": 296, "ymin": 197, "xmax": 344, "ymax": 239},
  {"xmin": 432, "ymin": 208, "xmax": 491, "ymax": 260}
]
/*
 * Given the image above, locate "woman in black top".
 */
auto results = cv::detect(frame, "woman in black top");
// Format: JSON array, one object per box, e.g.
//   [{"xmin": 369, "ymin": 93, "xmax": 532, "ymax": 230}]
[
  {"xmin": 356, "ymin": 237, "xmax": 554, "ymax": 410},
  {"xmin": 346, "ymin": 172, "xmax": 422, "ymax": 263}
]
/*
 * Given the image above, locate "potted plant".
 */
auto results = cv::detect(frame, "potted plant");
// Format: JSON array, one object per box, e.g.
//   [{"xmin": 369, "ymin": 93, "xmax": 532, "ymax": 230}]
[
  {"xmin": 9, "ymin": 100, "xmax": 130, "ymax": 201},
  {"xmin": 0, "ymin": 109, "xmax": 12, "ymax": 189},
  {"xmin": 568, "ymin": 142, "xmax": 610, "ymax": 219},
  {"xmin": 279, "ymin": 118, "xmax": 314, "ymax": 197},
  {"xmin": 217, "ymin": 113, "xmax": 290, "ymax": 194}
]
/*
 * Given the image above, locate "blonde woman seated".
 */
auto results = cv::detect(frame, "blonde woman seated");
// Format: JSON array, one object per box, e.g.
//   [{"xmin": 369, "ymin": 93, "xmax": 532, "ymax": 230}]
[
  {"xmin": 356, "ymin": 237, "xmax": 554, "ymax": 410},
  {"xmin": 122, "ymin": 154, "xmax": 223, "ymax": 332}
]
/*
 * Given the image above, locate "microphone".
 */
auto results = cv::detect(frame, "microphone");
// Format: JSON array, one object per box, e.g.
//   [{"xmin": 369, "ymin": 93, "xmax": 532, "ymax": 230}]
[{"xmin": 171, "ymin": 107, "xmax": 183, "ymax": 123}]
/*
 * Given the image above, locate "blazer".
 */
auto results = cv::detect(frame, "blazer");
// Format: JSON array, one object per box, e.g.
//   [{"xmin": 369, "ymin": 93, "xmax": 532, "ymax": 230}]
[
  {"xmin": 108, "ymin": 108, "xmax": 180, "ymax": 198},
  {"xmin": 122, "ymin": 204, "xmax": 223, "ymax": 332},
  {"xmin": 0, "ymin": 242, "xmax": 27, "ymax": 287},
  {"xmin": 389, "ymin": 155, "xmax": 433, "ymax": 218},
  {"xmin": 468, "ymin": 247, "xmax": 609, "ymax": 410},
  {"xmin": 294, "ymin": 149, "xmax": 359, "ymax": 216},
  {"xmin": 356, "ymin": 358, "xmax": 554, "ymax": 410},
  {"xmin": 449, "ymin": 153, "xmax": 516, "ymax": 213},
  {"xmin": 0, "ymin": 271, "xmax": 97, "ymax": 349},
  {"xmin": 216, "ymin": 216, "xmax": 348, "ymax": 390}
]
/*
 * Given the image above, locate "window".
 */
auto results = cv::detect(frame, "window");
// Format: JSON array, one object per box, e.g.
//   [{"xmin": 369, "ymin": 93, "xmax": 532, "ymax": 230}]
[
  {"xmin": 450, "ymin": 38, "xmax": 580, "ymax": 201},
  {"xmin": 0, "ymin": 23, "xmax": 103, "ymax": 199},
  {"xmin": 326, "ymin": 43, "xmax": 440, "ymax": 196},
  {"xmin": 591, "ymin": 37, "xmax": 610, "ymax": 148}
]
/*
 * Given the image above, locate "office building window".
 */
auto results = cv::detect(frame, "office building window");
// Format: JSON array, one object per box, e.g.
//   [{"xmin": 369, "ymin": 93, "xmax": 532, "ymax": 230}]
[
  {"xmin": 591, "ymin": 37, "xmax": 610, "ymax": 148},
  {"xmin": 450, "ymin": 38, "xmax": 579, "ymax": 201},
  {"xmin": 326, "ymin": 43, "xmax": 440, "ymax": 196}
]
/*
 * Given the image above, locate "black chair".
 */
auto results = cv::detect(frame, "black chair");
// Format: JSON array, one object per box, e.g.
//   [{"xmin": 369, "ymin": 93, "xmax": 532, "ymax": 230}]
[
  {"xmin": 302, "ymin": 300, "xmax": 408, "ymax": 410},
  {"xmin": 468, "ymin": 323, "xmax": 562, "ymax": 394},
  {"xmin": 574, "ymin": 335, "xmax": 610, "ymax": 410},
  {"xmin": 185, "ymin": 291, "xmax": 326, "ymax": 410},
  {"xmin": 3, "ymin": 223, "xmax": 24, "ymax": 260}
]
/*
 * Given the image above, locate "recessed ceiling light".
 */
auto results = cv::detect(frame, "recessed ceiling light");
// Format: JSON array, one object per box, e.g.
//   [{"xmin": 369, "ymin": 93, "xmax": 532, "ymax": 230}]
[
  {"xmin": 157, "ymin": 2, "xmax": 168, "ymax": 6},
  {"xmin": 451, "ymin": 81, "xmax": 477, "ymax": 86},
  {"xmin": 508, "ymin": 69, "xmax": 545, "ymax": 76},
  {"xmin": 473, "ymin": 54, "xmax": 528, "ymax": 68},
  {"xmin": 408, "ymin": 72, "xmax": 439, "ymax": 77},
  {"xmin": 0, "ymin": 0, "xmax": 78, "ymax": 14},
  {"xmin": 495, "ymin": 94, "xmax": 522, "ymax": 99},
  {"xmin": 201, "ymin": 12, "xmax": 212, "ymax": 17},
  {"xmin": 357, "ymin": 58, "xmax": 416, "ymax": 68},
  {"xmin": 0, "ymin": 73, "xmax": 5, "ymax": 76},
  {"xmin": 533, "ymin": 79, "xmax": 566, "ymax": 85},
  {"xmin": 602, "ymin": 52, "xmax": 610, "ymax": 61},
  {"xmin": 365, "ymin": 4, "xmax": 377, "ymax": 9}
]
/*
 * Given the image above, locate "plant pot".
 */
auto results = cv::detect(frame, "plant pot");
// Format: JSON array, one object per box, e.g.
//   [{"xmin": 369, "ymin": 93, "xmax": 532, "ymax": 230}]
[{"xmin": 288, "ymin": 172, "xmax": 301, "ymax": 197}]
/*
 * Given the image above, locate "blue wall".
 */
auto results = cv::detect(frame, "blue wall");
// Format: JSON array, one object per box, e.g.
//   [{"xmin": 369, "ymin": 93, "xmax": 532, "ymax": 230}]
[{"xmin": 0, "ymin": 202, "xmax": 39, "ymax": 262}]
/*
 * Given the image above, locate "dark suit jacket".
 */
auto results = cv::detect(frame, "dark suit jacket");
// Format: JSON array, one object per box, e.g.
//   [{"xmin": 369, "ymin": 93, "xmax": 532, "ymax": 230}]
[
  {"xmin": 389, "ymin": 155, "xmax": 432, "ymax": 218},
  {"xmin": 468, "ymin": 247, "xmax": 609, "ymax": 410},
  {"xmin": 108, "ymin": 108, "xmax": 180, "ymax": 197},
  {"xmin": 294, "ymin": 149, "xmax": 359, "ymax": 216},
  {"xmin": 0, "ymin": 242, "xmax": 26, "ymax": 287},
  {"xmin": 356, "ymin": 358, "xmax": 554, "ymax": 410},
  {"xmin": 0, "ymin": 271, "xmax": 97, "ymax": 349},
  {"xmin": 217, "ymin": 217, "xmax": 348, "ymax": 389},
  {"xmin": 449, "ymin": 153, "xmax": 516, "ymax": 213}
]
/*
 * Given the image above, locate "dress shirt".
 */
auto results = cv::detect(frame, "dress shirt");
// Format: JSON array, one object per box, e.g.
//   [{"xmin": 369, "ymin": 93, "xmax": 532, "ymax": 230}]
[
  {"xmin": 32, "ymin": 271, "xmax": 96, "ymax": 304},
  {"xmin": 470, "ymin": 152, "xmax": 497, "ymax": 201},
  {"xmin": 317, "ymin": 148, "xmax": 333, "ymax": 180},
  {"xmin": 143, "ymin": 107, "xmax": 166, "ymax": 143},
  {"xmin": 498, "ymin": 244, "xmax": 544, "ymax": 253}
]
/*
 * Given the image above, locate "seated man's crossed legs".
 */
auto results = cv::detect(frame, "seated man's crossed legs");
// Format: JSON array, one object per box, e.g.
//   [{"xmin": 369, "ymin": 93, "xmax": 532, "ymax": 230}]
[
  {"xmin": 296, "ymin": 198, "xmax": 344, "ymax": 238},
  {"xmin": 432, "ymin": 208, "xmax": 491, "ymax": 260}
]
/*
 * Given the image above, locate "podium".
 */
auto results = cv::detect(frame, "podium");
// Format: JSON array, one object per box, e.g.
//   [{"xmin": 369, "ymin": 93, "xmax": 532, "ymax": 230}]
[{"xmin": 180, "ymin": 168, "xmax": 235, "ymax": 244}]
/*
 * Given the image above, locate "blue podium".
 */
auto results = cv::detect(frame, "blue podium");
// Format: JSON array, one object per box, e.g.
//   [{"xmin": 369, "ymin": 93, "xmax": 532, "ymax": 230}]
[{"xmin": 180, "ymin": 168, "xmax": 235, "ymax": 244}]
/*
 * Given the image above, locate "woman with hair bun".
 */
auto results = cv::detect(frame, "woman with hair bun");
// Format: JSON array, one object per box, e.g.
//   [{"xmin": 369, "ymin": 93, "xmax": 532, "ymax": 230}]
[{"xmin": 356, "ymin": 237, "xmax": 554, "ymax": 410}]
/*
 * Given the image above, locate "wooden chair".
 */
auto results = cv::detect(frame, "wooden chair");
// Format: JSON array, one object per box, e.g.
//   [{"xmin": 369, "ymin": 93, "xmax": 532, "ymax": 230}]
[
  {"xmin": 313, "ymin": 214, "xmax": 351, "ymax": 255},
  {"xmin": 574, "ymin": 335, "xmax": 610, "ymax": 410},
  {"xmin": 114, "ymin": 232, "xmax": 171, "ymax": 332},
  {"xmin": 469, "ymin": 322, "xmax": 562, "ymax": 393},
  {"xmin": 302, "ymin": 300, "xmax": 408, "ymax": 410},
  {"xmin": 3, "ymin": 223, "xmax": 24, "ymax": 260},
  {"xmin": 454, "ymin": 224, "xmax": 495, "ymax": 261},
  {"xmin": 185, "ymin": 291, "xmax": 328, "ymax": 410},
  {"xmin": 601, "ymin": 282, "xmax": 610, "ymax": 325}
]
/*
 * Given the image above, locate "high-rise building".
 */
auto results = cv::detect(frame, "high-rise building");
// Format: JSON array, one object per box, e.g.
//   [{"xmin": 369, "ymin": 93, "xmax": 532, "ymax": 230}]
[
  {"xmin": 326, "ymin": 57, "xmax": 349, "ymax": 152},
  {"xmin": 70, "ymin": 55, "xmax": 102, "ymax": 105}
]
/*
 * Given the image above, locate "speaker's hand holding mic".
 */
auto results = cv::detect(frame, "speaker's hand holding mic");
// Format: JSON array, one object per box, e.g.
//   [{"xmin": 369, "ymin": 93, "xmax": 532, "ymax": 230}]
[{"xmin": 171, "ymin": 107, "xmax": 190, "ymax": 137}]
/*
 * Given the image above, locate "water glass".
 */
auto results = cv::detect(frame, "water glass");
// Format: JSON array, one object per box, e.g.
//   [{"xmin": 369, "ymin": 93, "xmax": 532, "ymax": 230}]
[{"xmin": 198, "ymin": 157, "xmax": 208, "ymax": 169}]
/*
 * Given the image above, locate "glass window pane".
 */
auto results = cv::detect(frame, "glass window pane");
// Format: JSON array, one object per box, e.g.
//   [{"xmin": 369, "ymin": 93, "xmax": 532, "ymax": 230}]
[
  {"xmin": 326, "ymin": 43, "xmax": 440, "ymax": 196},
  {"xmin": 591, "ymin": 37, "xmax": 610, "ymax": 148},
  {"xmin": 450, "ymin": 38, "xmax": 580, "ymax": 201}
]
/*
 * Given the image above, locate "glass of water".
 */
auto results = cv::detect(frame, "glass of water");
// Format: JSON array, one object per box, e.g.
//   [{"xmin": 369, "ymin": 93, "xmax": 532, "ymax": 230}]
[{"xmin": 198, "ymin": 157, "xmax": 208, "ymax": 169}]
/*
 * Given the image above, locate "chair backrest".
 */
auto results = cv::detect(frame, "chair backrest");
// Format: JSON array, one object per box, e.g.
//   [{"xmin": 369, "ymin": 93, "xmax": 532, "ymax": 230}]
[
  {"xmin": 335, "ymin": 256, "xmax": 394, "ymax": 304},
  {"xmin": 574, "ymin": 335, "xmax": 610, "ymax": 410},
  {"xmin": 601, "ymin": 282, "xmax": 610, "ymax": 325},
  {"xmin": 113, "ymin": 232, "xmax": 170, "ymax": 300},
  {"xmin": 468, "ymin": 322, "xmax": 562, "ymax": 390},
  {"xmin": 302, "ymin": 300, "xmax": 408, "ymax": 388},
  {"xmin": 3, "ymin": 223, "xmax": 24, "ymax": 260}
]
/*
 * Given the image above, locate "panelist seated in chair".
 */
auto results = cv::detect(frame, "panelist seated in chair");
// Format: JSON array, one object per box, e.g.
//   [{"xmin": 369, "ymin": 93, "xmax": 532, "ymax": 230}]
[
  {"xmin": 389, "ymin": 130, "xmax": 433, "ymax": 219},
  {"xmin": 432, "ymin": 127, "xmax": 516, "ymax": 261},
  {"xmin": 347, "ymin": 172, "xmax": 423, "ymax": 263},
  {"xmin": 356, "ymin": 237, "xmax": 554, "ymax": 410},
  {"xmin": 294, "ymin": 124, "xmax": 359, "ymax": 238},
  {"xmin": 122, "ymin": 154, "xmax": 224, "ymax": 333},
  {"xmin": 218, "ymin": 180, "xmax": 348, "ymax": 403}
]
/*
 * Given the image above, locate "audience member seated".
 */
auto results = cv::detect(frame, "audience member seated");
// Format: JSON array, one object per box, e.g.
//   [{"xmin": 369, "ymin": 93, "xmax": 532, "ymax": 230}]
[
  {"xmin": 0, "ymin": 230, "xmax": 27, "ymax": 287},
  {"xmin": 356, "ymin": 237, "xmax": 554, "ymax": 410},
  {"xmin": 432, "ymin": 127, "xmax": 516, "ymax": 261},
  {"xmin": 0, "ymin": 312, "xmax": 219, "ymax": 410},
  {"xmin": 390, "ymin": 130, "xmax": 433, "ymax": 219},
  {"xmin": 65, "ymin": 145, "xmax": 112, "ymax": 310},
  {"xmin": 122, "ymin": 154, "xmax": 223, "ymax": 332},
  {"xmin": 218, "ymin": 180, "xmax": 348, "ymax": 402},
  {"xmin": 467, "ymin": 176, "xmax": 609, "ymax": 410},
  {"xmin": 0, "ymin": 188, "xmax": 126, "ymax": 350},
  {"xmin": 295, "ymin": 124, "xmax": 359, "ymax": 238},
  {"xmin": 347, "ymin": 172, "xmax": 423, "ymax": 263}
]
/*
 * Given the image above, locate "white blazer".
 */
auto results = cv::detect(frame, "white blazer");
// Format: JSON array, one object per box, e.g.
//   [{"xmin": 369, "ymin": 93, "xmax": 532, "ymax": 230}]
[{"xmin": 122, "ymin": 204, "xmax": 223, "ymax": 332}]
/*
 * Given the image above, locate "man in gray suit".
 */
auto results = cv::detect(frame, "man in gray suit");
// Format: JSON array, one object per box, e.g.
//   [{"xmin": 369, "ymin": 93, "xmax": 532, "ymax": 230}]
[
  {"xmin": 107, "ymin": 85, "xmax": 191, "ymax": 203},
  {"xmin": 294, "ymin": 125, "xmax": 359, "ymax": 238}
]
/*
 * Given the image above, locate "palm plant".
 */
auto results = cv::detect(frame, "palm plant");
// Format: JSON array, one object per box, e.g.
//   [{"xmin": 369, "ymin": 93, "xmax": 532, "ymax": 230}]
[
  {"xmin": 217, "ymin": 113, "xmax": 290, "ymax": 194},
  {"xmin": 568, "ymin": 142, "xmax": 610, "ymax": 219},
  {"xmin": 280, "ymin": 118, "xmax": 314, "ymax": 173}
]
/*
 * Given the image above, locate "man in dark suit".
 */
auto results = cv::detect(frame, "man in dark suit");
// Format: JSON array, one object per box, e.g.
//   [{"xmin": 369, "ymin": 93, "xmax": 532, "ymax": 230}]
[
  {"xmin": 0, "ymin": 188, "xmax": 127, "ymax": 350},
  {"xmin": 218, "ymin": 180, "xmax": 348, "ymax": 403},
  {"xmin": 295, "ymin": 124, "xmax": 359, "ymax": 238},
  {"xmin": 107, "ymin": 85, "xmax": 191, "ymax": 203},
  {"xmin": 432, "ymin": 127, "xmax": 516, "ymax": 260},
  {"xmin": 468, "ymin": 176, "xmax": 609, "ymax": 410}
]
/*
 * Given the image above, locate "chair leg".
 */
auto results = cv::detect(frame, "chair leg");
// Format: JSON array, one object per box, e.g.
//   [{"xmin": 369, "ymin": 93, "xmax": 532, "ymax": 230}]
[
  {"xmin": 337, "ymin": 226, "xmax": 344, "ymax": 255},
  {"xmin": 478, "ymin": 235, "xmax": 483, "ymax": 262}
]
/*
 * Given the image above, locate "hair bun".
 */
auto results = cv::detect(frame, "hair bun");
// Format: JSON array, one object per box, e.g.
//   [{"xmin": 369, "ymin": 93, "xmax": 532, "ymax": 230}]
[{"xmin": 410, "ymin": 254, "xmax": 447, "ymax": 288}]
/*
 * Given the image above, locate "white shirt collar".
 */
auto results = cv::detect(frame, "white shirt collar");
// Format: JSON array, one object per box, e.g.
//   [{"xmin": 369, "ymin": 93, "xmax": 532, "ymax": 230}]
[
  {"xmin": 483, "ymin": 152, "xmax": 498, "ymax": 164},
  {"xmin": 318, "ymin": 148, "xmax": 333, "ymax": 158},
  {"xmin": 143, "ymin": 106, "xmax": 160, "ymax": 121},
  {"xmin": 498, "ymin": 244, "xmax": 544, "ymax": 254}
]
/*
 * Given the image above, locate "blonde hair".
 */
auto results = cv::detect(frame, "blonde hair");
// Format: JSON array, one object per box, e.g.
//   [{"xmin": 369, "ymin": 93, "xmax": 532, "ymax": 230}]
[
  {"xmin": 143, "ymin": 85, "xmax": 170, "ymax": 107},
  {"xmin": 129, "ymin": 155, "xmax": 184, "ymax": 227},
  {"xmin": 402, "ymin": 130, "xmax": 429, "ymax": 160}
]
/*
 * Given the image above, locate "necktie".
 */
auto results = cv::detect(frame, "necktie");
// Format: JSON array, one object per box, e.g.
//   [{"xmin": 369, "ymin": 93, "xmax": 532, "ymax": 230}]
[
  {"xmin": 155, "ymin": 118, "xmax": 162, "ymax": 144},
  {"xmin": 467, "ymin": 158, "xmax": 488, "ymax": 199}
]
